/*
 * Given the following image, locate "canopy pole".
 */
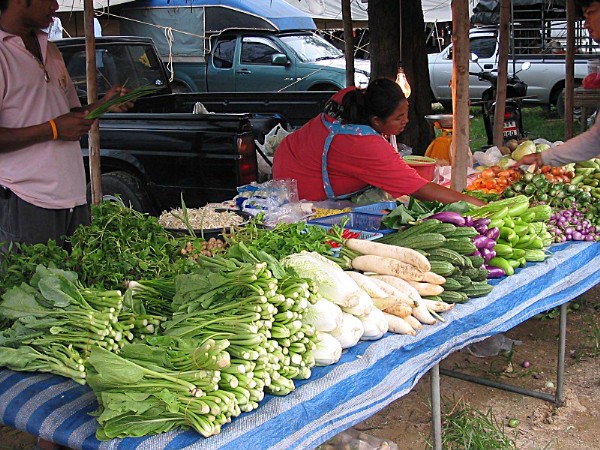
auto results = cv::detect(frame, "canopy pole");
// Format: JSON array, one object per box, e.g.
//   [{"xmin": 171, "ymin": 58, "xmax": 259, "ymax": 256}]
[
  {"xmin": 85, "ymin": 0, "xmax": 102, "ymax": 206},
  {"xmin": 565, "ymin": 0, "xmax": 576, "ymax": 139},
  {"xmin": 450, "ymin": 0, "xmax": 470, "ymax": 192},
  {"xmin": 493, "ymin": 0, "xmax": 511, "ymax": 147}
]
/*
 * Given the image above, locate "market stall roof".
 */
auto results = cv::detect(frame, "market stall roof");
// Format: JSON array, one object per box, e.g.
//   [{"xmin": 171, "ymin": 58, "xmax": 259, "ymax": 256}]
[
  {"xmin": 58, "ymin": 0, "xmax": 135, "ymax": 12},
  {"xmin": 280, "ymin": 0, "xmax": 479, "ymax": 25}
]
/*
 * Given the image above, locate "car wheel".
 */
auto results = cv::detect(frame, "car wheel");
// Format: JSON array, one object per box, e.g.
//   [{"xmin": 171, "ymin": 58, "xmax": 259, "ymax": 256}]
[{"xmin": 87, "ymin": 171, "xmax": 151, "ymax": 212}]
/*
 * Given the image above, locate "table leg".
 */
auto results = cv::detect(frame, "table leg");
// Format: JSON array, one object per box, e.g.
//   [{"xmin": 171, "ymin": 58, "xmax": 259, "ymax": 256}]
[
  {"xmin": 555, "ymin": 302, "xmax": 567, "ymax": 406},
  {"xmin": 430, "ymin": 364, "xmax": 443, "ymax": 450}
]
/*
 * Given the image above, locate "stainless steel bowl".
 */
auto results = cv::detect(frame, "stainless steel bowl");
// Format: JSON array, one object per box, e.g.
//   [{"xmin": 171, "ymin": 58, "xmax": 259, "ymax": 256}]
[{"xmin": 425, "ymin": 114, "xmax": 454, "ymax": 129}]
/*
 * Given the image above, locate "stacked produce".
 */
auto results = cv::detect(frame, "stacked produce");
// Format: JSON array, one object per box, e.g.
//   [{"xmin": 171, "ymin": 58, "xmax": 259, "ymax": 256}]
[
  {"xmin": 467, "ymin": 196, "xmax": 552, "ymax": 276},
  {"xmin": 0, "ymin": 265, "xmax": 166, "ymax": 385},
  {"xmin": 374, "ymin": 217, "xmax": 493, "ymax": 299}
]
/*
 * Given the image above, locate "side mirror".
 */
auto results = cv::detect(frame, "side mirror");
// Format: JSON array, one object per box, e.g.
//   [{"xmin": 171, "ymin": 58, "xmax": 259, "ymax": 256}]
[
  {"xmin": 271, "ymin": 54, "xmax": 289, "ymax": 66},
  {"xmin": 521, "ymin": 61, "xmax": 531, "ymax": 71},
  {"xmin": 470, "ymin": 53, "xmax": 479, "ymax": 62}
]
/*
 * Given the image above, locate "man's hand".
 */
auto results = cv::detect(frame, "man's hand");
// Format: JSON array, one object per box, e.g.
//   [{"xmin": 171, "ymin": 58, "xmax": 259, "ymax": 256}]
[
  {"xmin": 54, "ymin": 112, "xmax": 95, "ymax": 141},
  {"xmin": 102, "ymin": 85, "xmax": 135, "ymax": 112}
]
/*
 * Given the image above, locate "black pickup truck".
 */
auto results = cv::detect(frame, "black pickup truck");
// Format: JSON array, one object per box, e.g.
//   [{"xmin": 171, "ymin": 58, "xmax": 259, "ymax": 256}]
[{"xmin": 55, "ymin": 36, "xmax": 332, "ymax": 214}]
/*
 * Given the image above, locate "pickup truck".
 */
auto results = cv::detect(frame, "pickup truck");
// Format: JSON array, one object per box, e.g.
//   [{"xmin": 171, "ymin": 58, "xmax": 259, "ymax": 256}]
[
  {"xmin": 55, "ymin": 36, "xmax": 332, "ymax": 214},
  {"xmin": 428, "ymin": 26, "xmax": 592, "ymax": 115},
  {"xmin": 119, "ymin": 0, "xmax": 371, "ymax": 93}
]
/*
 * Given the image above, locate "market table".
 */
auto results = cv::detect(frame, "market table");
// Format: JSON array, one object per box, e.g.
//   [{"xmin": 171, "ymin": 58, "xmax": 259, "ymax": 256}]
[{"xmin": 1, "ymin": 241, "xmax": 599, "ymax": 450}]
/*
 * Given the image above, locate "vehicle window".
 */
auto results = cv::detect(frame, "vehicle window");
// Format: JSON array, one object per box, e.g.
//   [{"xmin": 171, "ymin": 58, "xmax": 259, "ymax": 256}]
[
  {"xmin": 241, "ymin": 37, "xmax": 282, "ymax": 64},
  {"xmin": 279, "ymin": 33, "xmax": 343, "ymax": 62},
  {"xmin": 213, "ymin": 38, "xmax": 235, "ymax": 68},
  {"xmin": 470, "ymin": 36, "xmax": 497, "ymax": 59},
  {"xmin": 62, "ymin": 44, "xmax": 167, "ymax": 96}
]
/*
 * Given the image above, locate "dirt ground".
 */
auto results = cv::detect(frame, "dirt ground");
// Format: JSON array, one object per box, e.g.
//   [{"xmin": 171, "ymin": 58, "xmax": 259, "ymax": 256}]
[
  {"xmin": 1, "ymin": 285, "xmax": 599, "ymax": 450},
  {"xmin": 354, "ymin": 283, "xmax": 600, "ymax": 450}
]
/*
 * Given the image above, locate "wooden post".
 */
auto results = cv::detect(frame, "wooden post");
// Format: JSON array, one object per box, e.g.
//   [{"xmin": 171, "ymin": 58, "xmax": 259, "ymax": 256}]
[
  {"xmin": 342, "ymin": 0, "xmax": 355, "ymax": 87},
  {"xmin": 450, "ymin": 0, "xmax": 470, "ymax": 192},
  {"xmin": 493, "ymin": 0, "xmax": 511, "ymax": 147},
  {"xmin": 565, "ymin": 0, "xmax": 576, "ymax": 139},
  {"xmin": 84, "ymin": 0, "xmax": 102, "ymax": 206}
]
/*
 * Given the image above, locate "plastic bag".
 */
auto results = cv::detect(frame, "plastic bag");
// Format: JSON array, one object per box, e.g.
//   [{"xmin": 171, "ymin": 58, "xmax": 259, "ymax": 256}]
[
  {"xmin": 472, "ymin": 146, "xmax": 504, "ymax": 167},
  {"xmin": 317, "ymin": 429, "xmax": 398, "ymax": 450},
  {"xmin": 235, "ymin": 179, "xmax": 311, "ymax": 226},
  {"xmin": 462, "ymin": 334, "xmax": 522, "ymax": 357},
  {"xmin": 262, "ymin": 123, "xmax": 291, "ymax": 156}
]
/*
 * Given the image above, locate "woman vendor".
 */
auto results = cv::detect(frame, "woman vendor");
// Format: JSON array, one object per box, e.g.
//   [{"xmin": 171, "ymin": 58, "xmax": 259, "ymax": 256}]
[{"xmin": 272, "ymin": 78, "xmax": 485, "ymax": 206}]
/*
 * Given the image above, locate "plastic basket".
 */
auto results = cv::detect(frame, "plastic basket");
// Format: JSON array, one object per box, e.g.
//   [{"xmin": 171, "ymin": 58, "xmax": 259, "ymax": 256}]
[
  {"xmin": 307, "ymin": 212, "xmax": 394, "ymax": 234},
  {"xmin": 353, "ymin": 201, "xmax": 398, "ymax": 215}
]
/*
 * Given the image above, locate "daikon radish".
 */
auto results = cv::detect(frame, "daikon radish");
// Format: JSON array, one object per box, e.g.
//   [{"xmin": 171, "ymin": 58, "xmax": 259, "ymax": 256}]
[
  {"xmin": 371, "ymin": 296, "xmax": 400, "ymax": 311},
  {"xmin": 406, "ymin": 280, "xmax": 445, "ymax": 297},
  {"xmin": 421, "ymin": 298, "xmax": 455, "ymax": 313},
  {"xmin": 403, "ymin": 314, "xmax": 423, "ymax": 331},
  {"xmin": 367, "ymin": 276, "xmax": 415, "ymax": 307},
  {"xmin": 421, "ymin": 271, "xmax": 446, "ymax": 285},
  {"xmin": 373, "ymin": 276, "xmax": 436, "ymax": 325},
  {"xmin": 346, "ymin": 271, "xmax": 389, "ymax": 298},
  {"xmin": 382, "ymin": 302, "xmax": 412, "ymax": 318},
  {"xmin": 370, "ymin": 275, "xmax": 421, "ymax": 302},
  {"xmin": 344, "ymin": 238, "xmax": 431, "ymax": 272},
  {"xmin": 411, "ymin": 304, "xmax": 437, "ymax": 325},
  {"xmin": 351, "ymin": 255, "xmax": 424, "ymax": 281},
  {"xmin": 383, "ymin": 312, "xmax": 416, "ymax": 336}
]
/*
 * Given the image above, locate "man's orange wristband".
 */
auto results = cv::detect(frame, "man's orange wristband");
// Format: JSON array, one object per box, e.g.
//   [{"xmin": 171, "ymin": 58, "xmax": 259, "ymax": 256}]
[{"xmin": 49, "ymin": 119, "xmax": 58, "ymax": 140}]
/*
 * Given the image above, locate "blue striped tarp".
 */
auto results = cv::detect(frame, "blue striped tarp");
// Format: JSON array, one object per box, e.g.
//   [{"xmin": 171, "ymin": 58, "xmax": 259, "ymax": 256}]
[{"xmin": 1, "ymin": 241, "xmax": 599, "ymax": 450}]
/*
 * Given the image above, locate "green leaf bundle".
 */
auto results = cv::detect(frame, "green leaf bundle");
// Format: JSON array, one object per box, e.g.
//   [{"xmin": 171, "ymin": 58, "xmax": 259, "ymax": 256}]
[{"xmin": 85, "ymin": 84, "xmax": 161, "ymax": 119}]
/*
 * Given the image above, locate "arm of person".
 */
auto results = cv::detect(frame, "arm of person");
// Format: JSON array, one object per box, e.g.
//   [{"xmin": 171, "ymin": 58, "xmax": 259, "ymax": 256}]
[
  {"xmin": 0, "ymin": 111, "xmax": 95, "ymax": 153},
  {"xmin": 412, "ymin": 182, "xmax": 486, "ymax": 207},
  {"xmin": 516, "ymin": 119, "xmax": 600, "ymax": 168}
]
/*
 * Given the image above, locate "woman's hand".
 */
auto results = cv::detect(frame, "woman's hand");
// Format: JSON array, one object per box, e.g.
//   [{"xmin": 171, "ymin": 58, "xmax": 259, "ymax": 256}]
[{"xmin": 102, "ymin": 85, "xmax": 134, "ymax": 112}]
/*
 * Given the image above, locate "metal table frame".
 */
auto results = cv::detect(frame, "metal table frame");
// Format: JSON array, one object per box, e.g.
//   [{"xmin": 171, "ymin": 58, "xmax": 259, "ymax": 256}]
[{"xmin": 429, "ymin": 302, "xmax": 569, "ymax": 449}]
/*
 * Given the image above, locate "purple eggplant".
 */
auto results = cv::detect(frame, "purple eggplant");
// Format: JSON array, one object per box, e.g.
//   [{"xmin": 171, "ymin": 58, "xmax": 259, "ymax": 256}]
[
  {"xmin": 486, "ymin": 266, "xmax": 506, "ymax": 279},
  {"xmin": 486, "ymin": 227, "xmax": 500, "ymax": 241},
  {"xmin": 473, "ymin": 217, "xmax": 491, "ymax": 227},
  {"xmin": 427, "ymin": 211, "xmax": 466, "ymax": 226},
  {"xmin": 480, "ymin": 247, "xmax": 496, "ymax": 262},
  {"xmin": 475, "ymin": 223, "xmax": 489, "ymax": 234},
  {"xmin": 472, "ymin": 234, "xmax": 491, "ymax": 250},
  {"xmin": 471, "ymin": 249, "xmax": 482, "ymax": 257},
  {"xmin": 463, "ymin": 216, "xmax": 474, "ymax": 227}
]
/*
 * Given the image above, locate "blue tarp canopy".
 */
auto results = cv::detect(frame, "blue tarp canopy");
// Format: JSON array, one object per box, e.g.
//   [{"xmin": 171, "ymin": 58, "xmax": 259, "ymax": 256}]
[{"xmin": 123, "ymin": 0, "xmax": 316, "ymax": 33}]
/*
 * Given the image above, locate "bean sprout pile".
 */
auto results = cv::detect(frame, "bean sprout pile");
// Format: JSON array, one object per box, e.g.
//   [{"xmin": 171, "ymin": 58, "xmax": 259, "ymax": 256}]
[{"xmin": 158, "ymin": 205, "xmax": 246, "ymax": 230}]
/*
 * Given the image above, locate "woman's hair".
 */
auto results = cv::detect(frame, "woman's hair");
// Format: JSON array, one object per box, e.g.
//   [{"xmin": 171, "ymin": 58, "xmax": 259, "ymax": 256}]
[{"xmin": 339, "ymin": 78, "xmax": 406, "ymax": 125}]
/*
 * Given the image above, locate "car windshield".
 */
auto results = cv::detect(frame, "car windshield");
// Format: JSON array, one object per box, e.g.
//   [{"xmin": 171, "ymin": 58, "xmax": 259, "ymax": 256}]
[{"xmin": 279, "ymin": 33, "xmax": 343, "ymax": 62}]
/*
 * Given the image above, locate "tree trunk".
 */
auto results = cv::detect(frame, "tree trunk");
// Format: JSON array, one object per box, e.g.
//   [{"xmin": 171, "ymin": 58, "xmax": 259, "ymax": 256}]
[
  {"xmin": 369, "ymin": 0, "xmax": 434, "ymax": 155},
  {"xmin": 342, "ymin": 0, "xmax": 355, "ymax": 87}
]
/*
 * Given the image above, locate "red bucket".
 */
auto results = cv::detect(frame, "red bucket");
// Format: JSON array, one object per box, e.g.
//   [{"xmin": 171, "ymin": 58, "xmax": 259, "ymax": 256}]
[{"xmin": 403, "ymin": 156, "xmax": 437, "ymax": 181}]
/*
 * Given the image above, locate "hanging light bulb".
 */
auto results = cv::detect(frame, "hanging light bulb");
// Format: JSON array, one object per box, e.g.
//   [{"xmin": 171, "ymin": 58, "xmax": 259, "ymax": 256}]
[{"xmin": 396, "ymin": 65, "xmax": 411, "ymax": 98}]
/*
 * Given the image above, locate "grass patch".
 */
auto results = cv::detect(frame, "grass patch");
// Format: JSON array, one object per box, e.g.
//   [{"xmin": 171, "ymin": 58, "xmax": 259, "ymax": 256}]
[
  {"xmin": 428, "ymin": 104, "xmax": 586, "ymax": 152},
  {"xmin": 467, "ymin": 106, "xmax": 583, "ymax": 151},
  {"xmin": 428, "ymin": 398, "xmax": 517, "ymax": 450}
]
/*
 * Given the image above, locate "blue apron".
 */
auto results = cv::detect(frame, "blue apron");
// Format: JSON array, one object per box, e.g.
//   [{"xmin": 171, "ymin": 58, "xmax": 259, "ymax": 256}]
[{"xmin": 320, "ymin": 114, "xmax": 381, "ymax": 200}]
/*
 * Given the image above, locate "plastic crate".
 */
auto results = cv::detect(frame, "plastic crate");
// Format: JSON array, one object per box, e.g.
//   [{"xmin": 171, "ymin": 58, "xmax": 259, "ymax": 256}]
[
  {"xmin": 307, "ymin": 212, "xmax": 394, "ymax": 234},
  {"xmin": 353, "ymin": 201, "xmax": 398, "ymax": 215},
  {"xmin": 308, "ymin": 224, "xmax": 384, "ymax": 241}
]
